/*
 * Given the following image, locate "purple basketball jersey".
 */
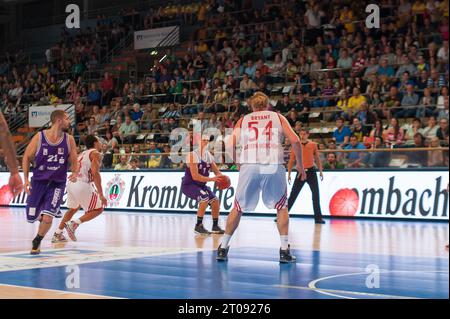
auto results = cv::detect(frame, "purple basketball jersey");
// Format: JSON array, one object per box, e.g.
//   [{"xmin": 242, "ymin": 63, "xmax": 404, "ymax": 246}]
[
  {"xmin": 33, "ymin": 131, "xmax": 70, "ymax": 182},
  {"xmin": 182, "ymin": 150, "xmax": 212, "ymax": 187},
  {"xmin": 181, "ymin": 150, "xmax": 217, "ymax": 203}
]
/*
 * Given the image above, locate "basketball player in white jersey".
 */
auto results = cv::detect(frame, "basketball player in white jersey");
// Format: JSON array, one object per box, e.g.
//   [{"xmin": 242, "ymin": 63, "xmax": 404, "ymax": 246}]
[
  {"xmin": 52, "ymin": 135, "xmax": 107, "ymax": 243},
  {"xmin": 217, "ymin": 92, "xmax": 306, "ymax": 263}
]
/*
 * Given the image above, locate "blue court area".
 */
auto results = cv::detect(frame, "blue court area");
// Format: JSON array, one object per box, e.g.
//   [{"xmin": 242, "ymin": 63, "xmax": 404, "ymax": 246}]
[{"xmin": 0, "ymin": 247, "xmax": 447, "ymax": 299}]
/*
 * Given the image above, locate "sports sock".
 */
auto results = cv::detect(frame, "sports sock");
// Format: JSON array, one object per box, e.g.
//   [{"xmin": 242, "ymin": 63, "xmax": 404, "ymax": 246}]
[
  {"xmin": 33, "ymin": 234, "xmax": 43, "ymax": 245},
  {"xmin": 221, "ymin": 234, "xmax": 232, "ymax": 248},
  {"xmin": 196, "ymin": 217, "xmax": 203, "ymax": 226},
  {"xmin": 280, "ymin": 235, "xmax": 289, "ymax": 250},
  {"xmin": 55, "ymin": 229, "xmax": 63, "ymax": 235},
  {"xmin": 74, "ymin": 219, "xmax": 82, "ymax": 225},
  {"xmin": 213, "ymin": 218, "xmax": 219, "ymax": 227}
]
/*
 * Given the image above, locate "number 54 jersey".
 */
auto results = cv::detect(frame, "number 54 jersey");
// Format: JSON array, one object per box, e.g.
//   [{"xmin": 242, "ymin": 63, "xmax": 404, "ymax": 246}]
[{"xmin": 238, "ymin": 110, "xmax": 285, "ymax": 165}]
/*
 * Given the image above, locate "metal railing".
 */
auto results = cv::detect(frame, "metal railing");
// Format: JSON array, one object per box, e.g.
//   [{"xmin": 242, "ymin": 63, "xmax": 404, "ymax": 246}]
[{"xmin": 95, "ymin": 146, "xmax": 449, "ymax": 170}]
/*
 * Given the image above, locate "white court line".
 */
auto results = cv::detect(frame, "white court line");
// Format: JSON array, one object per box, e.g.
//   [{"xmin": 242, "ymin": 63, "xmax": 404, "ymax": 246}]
[
  {"xmin": 306, "ymin": 270, "xmax": 448, "ymax": 299},
  {"xmin": 275, "ymin": 283, "xmax": 421, "ymax": 299},
  {"xmin": 0, "ymin": 283, "xmax": 122, "ymax": 299}
]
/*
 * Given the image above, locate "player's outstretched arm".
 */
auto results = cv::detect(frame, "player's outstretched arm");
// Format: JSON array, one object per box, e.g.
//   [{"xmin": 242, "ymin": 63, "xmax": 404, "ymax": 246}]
[
  {"xmin": 22, "ymin": 134, "xmax": 39, "ymax": 195},
  {"xmin": 287, "ymin": 151, "xmax": 295, "ymax": 183},
  {"xmin": 67, "ymin": 135, "xmax": 79, "ymax": 182},
  {"xmin": 0, "ymin": 112, "xmax": 19, "ymax": 174},
  {"xmin": 90, "ymin": 150, "xmax": 107, "ymax": 207},
  {"xmin": 0, "ymin": 112, "xmax": 23, "ymax": 196},
  {"xmin": 210, "ymin": 161, "xmax": 223, "ymax": 177},
  {"xmin": 279, "ymin": 114, "xmax": 306, "ymax": 181},
  {"xmin": 224, "ymin": 118, "xmax": 243, "ymax": 167}
]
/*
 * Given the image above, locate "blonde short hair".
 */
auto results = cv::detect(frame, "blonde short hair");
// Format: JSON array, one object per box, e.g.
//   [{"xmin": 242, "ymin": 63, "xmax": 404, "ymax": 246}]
[{"xmin": 247, "ymin": 92, "xmax": 269, "ymax": 111}]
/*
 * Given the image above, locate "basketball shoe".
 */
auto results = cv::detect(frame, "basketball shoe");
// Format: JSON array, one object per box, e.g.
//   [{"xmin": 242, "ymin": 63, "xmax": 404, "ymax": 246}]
[
  {"xmin": 279, "ymin": 245, "xmax": 296, "ymax": 263},
  {"xmin": 216, "ymin": 245, "xmax": 229, "ymax": 261},
  {"xmin": 211, "ymin": 225, "xmax": 225, "ymax": 234},
  {"xmin": 195, "ymin": 224, "xmax": 211, "ymax": 236},
  {"xmin": 52, "ymin": 232, "xmax": 68, "ymax": 243},
  {"xmin": 65, "ymin": 221, "xmax": 79, "ymax": 241}
]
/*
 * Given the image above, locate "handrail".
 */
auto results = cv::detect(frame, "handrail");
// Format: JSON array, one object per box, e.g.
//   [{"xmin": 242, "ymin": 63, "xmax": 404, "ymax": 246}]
[{"xmin": 101, "ymin": 31, "xmax": 134, "ymax": 66}]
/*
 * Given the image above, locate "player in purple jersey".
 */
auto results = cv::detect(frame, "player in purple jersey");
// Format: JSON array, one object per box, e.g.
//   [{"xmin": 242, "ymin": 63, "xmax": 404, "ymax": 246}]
[
  {"xmin": 22, "ymin": 110, "xmax": 79, "ymax": 255},
  {"xmin": 181, "ymin": 134, "xmax": 225, "ymax": 235}
]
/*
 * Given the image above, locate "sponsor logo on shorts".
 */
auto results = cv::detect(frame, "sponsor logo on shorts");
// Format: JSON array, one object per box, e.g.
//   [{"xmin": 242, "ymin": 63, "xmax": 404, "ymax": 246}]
[
  {"xmin": 106, "ymin": 174, "xmax": 126, "ymax": 207},
  {"xmin": 51, "ymin": 188, "xmax": 62, "ymax": 207}
]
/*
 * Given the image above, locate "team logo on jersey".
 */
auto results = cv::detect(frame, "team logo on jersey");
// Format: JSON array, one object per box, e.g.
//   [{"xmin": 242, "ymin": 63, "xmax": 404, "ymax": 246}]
[
  {"xmin": 106, "ymin": 174, "xmax": 126, "ymax": 207},
  {"xmin": 43, "ymin": 148, "xmax": 48, "ymax": 156},
  {"xmin": 58, "ymin": 148, "xmax": 65, "ymax": 155}
]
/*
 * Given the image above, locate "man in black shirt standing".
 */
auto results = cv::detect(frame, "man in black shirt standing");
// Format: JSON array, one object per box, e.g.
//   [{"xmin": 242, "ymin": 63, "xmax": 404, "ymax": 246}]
[
  {"xmin": 275, "ymin": 95, "xmax": 293, "ymax": 115},
  {"xmin": 351, "ymin": 117, "xmax": 370, "ymax": 143},
  {"xmin": 293, "ymin": 92, "xmax": 310, "ymax": 124},
  {"xmin": 231, "ymin": 97, "xmax": 250, "ymax": 118}
]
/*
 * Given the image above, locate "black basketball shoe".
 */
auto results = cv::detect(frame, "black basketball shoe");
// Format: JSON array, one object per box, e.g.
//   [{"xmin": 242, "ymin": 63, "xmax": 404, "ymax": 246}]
[
  {"xmin": 211, "ymin": 225, "xmax": 225, "ymax": 234},
  {"xmin": 30, "ymin": 237, "xmax": 42, "ymax": 255},
  {"xmin": 195, "ymin": 224, "xmax": 211, "ymax": 236},
  {"xmin": 279, "ymin": 245, "xmax": 296, "ymax": 263},
  {"xmin": 216, "ymin": 244, "xmax": 229, "ymax": 261}
]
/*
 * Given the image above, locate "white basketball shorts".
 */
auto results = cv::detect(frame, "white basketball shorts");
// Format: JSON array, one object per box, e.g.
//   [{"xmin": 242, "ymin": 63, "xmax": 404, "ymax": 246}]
[
  {"xmin": 66, "ymin": 180, "xmax": 103, "ymax": 212},
  {"xmin": 233, "ymin": 164, "xmax": 288, "ymax": 212}
]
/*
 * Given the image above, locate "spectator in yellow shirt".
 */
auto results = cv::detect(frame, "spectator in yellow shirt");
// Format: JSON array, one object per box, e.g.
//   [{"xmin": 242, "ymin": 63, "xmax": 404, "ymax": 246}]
[
  {"xmin": 339, "ymin": 6, "xmax": 355, "ymax": 33},
  {"xmin": 115, "ymin": 155, "xmax": 131, "ymax": 170},
  {"xmin": 346, "ymin": 87, "xmax": 367, "ymax": 119},
  {"xmin": 334, "ymin": 89, "xmax": 350, "ymax": 120},
  {"xmin": 412, "ymin": 0, "xmax": 426, "ymax": 25},
  {"xmin": 438, "ymin": 0, "xmax": 449, "ymax": 17},
  {"xmin": 197, "ymin": 3, "xmax": 208, "ymax": 24},
  {"xmin": 196, "ymin": 41, "xmax": 208, "ymax": 54},
  {"xmin": 146, "ymin": 141, "xmax": 161, "ymax": 168}
]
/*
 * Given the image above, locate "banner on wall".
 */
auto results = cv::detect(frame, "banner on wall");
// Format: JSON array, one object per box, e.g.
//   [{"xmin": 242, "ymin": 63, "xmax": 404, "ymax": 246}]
[
  {"xmin": 28, "ymin": 104, "xmax": 75, "ymax": 128},
  {"xmin": 0, "ymin": 170, "xmax": 448, "ymax": 220},
  {"xmin": 134, "ymin": 26, "xmax": 179, "ymax": 50}
]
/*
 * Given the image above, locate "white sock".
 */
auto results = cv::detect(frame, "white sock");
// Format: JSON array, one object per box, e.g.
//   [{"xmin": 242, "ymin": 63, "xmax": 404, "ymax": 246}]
[
  {"xmin": 280, "ymin": 235, "xmax": 289, "ymax": 250},
  {"xmin": 221, "ymin": 234, "xmax": 232, "ymax": 248},
  {"xmin": 74, "ymin": 219, "xmax": 82, "ymax": 225},
  {"xmin": 55, "ymin": 228, "xmax": 63, "ymax": 235}
]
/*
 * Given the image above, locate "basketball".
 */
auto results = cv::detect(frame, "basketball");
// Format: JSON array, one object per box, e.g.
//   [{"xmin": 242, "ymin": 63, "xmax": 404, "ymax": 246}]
[{"xmin": 216, "ymin": 175, "xmax": 231, "ymax": 190}]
